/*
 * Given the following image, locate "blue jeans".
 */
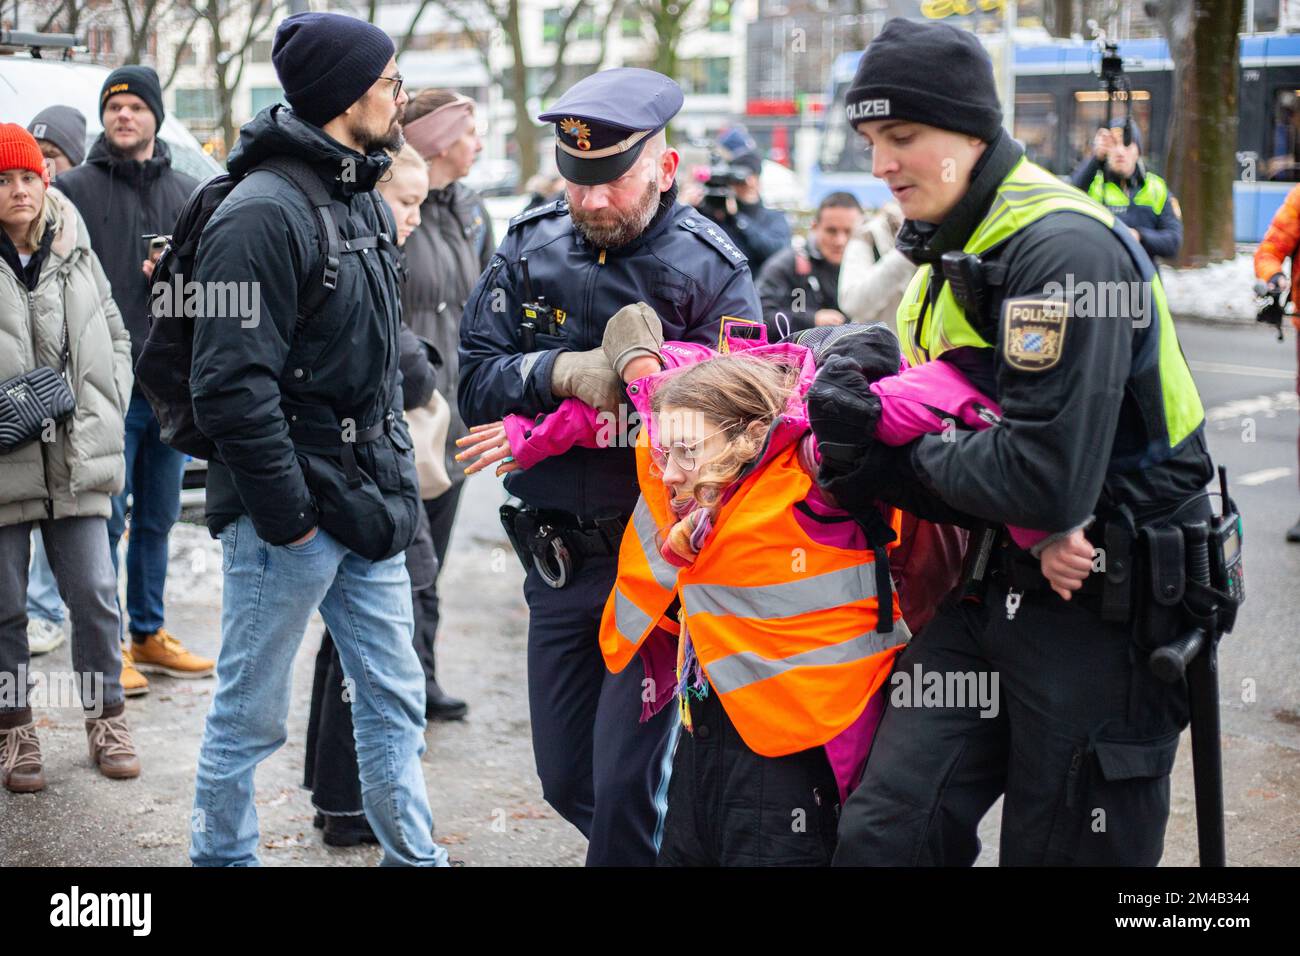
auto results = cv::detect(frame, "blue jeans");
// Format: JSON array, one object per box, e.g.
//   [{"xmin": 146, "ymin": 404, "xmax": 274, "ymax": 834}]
[
  {"xmin": 108, "ymin": 393, "xmax": 186, "ymax": 636},
  {"xmin": 26, "ymin": 531, "xmax": 65, "ymax": 625},
  {"xmin": 190, "ymin": 516, "xmax": 447, "ymax": 867}
]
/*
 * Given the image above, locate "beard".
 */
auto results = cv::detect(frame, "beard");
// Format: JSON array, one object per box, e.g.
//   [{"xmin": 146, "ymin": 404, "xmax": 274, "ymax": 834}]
[
  {"xmin": 353, "ymin": 105, "xmax": 405, "ymax": 155},
  {"xmin": 570, "ymin": 175, "xmax": 662, "ymax": 250}
]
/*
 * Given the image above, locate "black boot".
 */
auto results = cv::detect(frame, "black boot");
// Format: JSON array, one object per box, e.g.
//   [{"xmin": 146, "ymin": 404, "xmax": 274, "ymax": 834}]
[
  {"xmin": 319, "ymin": 812, "xmax": 379, "ymax": 848},
  {"xmin": 426, "ymin": 678, "xmax": 468, "ymax": 722},
  {"xmin": 1287, "ymin": 516, "xmax": 1300, "ymax": 543}
]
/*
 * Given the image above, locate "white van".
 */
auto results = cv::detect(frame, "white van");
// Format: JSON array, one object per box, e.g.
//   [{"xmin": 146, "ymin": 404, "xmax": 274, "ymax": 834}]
[
  {"xmin": 0, "ymin": 47, "xmax": 221, "ymax": 508},
  {"xmin": 0, "ymin": 53, "xmax": 222, "ymax": 181}
]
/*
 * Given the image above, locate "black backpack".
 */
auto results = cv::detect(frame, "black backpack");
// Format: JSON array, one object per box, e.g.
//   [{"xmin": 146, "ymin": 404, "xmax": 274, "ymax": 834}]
[{"xmin": 134, "ymin": 155, "xmax": 350, "ymax": 461}]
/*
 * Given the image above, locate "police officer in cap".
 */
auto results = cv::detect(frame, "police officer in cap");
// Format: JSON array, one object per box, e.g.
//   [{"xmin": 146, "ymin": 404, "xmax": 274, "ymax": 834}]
[
  {"xmin": 809, "ymin": 19, "xmax": 1216, "ymax": 865},
  {"xmin": 458, "ymin": 68, "xmax": 761, "ymax": 866}
]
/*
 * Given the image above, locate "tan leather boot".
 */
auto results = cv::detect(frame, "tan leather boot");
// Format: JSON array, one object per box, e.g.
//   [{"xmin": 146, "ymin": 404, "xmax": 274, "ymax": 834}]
[
  {"xmin": 1, "ymin": 721, "xmax": 46, "ymax": 793},
  {"xmin": 85, "ymin": 713, "xmax": 141, "ymax": 780}
]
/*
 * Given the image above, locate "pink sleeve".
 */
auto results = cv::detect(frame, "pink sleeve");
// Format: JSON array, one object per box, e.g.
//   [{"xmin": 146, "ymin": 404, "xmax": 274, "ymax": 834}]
[
  {"xmin": 503, "ymin": 399, "xmax": 604, "ymax": 470},
  {"xmin": 500, "ymin": 340, "xmax": 730, "ymax": 470}
]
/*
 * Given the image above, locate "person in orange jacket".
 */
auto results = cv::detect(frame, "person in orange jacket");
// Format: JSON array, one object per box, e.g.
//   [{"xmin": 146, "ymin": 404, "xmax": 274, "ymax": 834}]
[{"xmin": 1253, "ymin": 184, "xmax": 1300, "ymax": 542}]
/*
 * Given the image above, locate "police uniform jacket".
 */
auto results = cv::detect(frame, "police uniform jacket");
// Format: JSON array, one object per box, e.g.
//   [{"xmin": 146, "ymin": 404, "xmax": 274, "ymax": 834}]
[
  {"xmin": 1069, "ymin": 156, "xmax": 1183, "ymax": 262},
  {"xmin": 457, "ymin": 183, "xmax": 762, "ymax": 518},
  {"xmin": 889, "ymin": 132, "xmax": 1212, "ymax": 536}
]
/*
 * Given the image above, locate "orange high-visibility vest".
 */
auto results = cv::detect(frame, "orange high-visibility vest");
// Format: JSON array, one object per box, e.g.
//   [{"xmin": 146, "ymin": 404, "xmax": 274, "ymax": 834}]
[{"xmin": 599, "ymin": 430, "xmax": 909, "ymax": 758}]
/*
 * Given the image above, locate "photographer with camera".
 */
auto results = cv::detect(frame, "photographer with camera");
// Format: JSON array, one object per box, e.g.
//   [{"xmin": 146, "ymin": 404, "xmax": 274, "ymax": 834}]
[
  {"xmin": 1069, "ymin": 123, "xmax": 1182, "ymax": 264},
  {"xmin": 1254, "ymin": 183, "xmax": 1300, "ymax": 542},
  {"xmin": 686, "ymin": 141, "xmax": 791, "ymax": 275}
]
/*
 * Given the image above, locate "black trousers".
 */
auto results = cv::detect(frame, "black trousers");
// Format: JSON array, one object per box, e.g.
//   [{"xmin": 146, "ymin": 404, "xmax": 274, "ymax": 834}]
[
  {"xmin": 657, "ymin": 687, "xmax": 841, "ymax": 866},
  {"xmin": 524, "ymin": 552, "xmax": 676, "ymax": 866},
  {"xmin": 303, "ymin": 486, "xmax": 464, "ymax": 816},
  {"xmin": 833, "ymin": 577, "xmax": 1189, "ymax": 866}
]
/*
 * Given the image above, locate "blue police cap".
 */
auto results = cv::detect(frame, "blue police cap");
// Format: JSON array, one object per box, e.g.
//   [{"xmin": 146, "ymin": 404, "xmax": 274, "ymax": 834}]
[{"xmin": 537, "ymin": 68, "xmax": 684, "ymax": 186}]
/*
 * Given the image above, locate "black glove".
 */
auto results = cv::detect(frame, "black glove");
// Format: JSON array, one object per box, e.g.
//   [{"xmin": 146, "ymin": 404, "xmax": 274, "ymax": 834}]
[
  {"xmin": 816, "ymin": 440, "xmax": 914, "ymax": 521},
  {"xmin": 807, "ymin": 354, "xmax": 883, "ymax": 469},
  {"xmin": 1268, "ymin": 272, "xmax": 1289, "ymax": 295},
  {"xmin": 792, "ymin": 323, "xmax": 902, "ymax": 382}
]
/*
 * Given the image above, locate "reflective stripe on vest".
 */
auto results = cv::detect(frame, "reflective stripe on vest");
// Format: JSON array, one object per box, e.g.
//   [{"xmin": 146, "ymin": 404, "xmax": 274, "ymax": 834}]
[
  {"xmin": 599, "ymin": 425, "xmax": 908, "ymax": 757},
  {"xmin": 1087, "ymin": 170, "xmax": 1169, "ymax": 216},
  {"xmin": 704, "ymin": 619, "xmax": 913, "ymax": 696},
  {"xmin": 894, "ymin": 156, "xmax": 1204, "ymax": 468},
  {"xmin": 680, "ymin": 561, "xmax": 879, "ymax": 620}
]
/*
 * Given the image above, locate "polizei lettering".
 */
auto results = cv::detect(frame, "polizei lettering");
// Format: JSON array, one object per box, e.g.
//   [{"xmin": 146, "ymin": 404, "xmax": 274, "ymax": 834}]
[{"xmin": 846, "ymin": 98, "xmax": 891, "ymax": 121}]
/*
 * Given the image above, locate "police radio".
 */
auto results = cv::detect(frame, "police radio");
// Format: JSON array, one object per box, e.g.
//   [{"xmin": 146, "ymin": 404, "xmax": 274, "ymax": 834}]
[
  {"xmin": 518, "ymin": 256, "xmax": 558, "ymax": 352},
  {"xmin": 1209, "ymin": 466, "xmax": 1245, "ymax": 633}
]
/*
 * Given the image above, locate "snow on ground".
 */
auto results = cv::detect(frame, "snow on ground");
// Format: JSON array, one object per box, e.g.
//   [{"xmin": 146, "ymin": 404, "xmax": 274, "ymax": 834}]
[{"xmin": 1159, "ymin": 251, "xmax": 1263, "ymax": 324}]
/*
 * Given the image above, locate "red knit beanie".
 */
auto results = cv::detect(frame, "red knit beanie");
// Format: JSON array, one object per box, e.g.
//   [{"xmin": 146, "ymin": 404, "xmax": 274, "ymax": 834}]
[{"xmin": 0, "ymin": 124, "xmax": 51, "ymax": 187}]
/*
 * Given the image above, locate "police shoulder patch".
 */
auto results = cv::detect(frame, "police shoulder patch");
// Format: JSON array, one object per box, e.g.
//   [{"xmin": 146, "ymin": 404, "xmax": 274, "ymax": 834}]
[
  {"xmin": 508, "ymin": 198, "xmax": 569, "ymax": 233},
  {"xmin": 680, "ymin": 215, "xmax": 748, "ymax": 268},
  {"xmin": 1001, "ymin": 296, "xmax": 1070, "ymax": 373}
]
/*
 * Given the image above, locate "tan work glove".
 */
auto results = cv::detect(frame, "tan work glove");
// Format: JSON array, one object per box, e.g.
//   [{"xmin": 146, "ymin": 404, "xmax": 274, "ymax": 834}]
[
  {"xmin": 551, "ymin": 348, "xmax": 624, "ymax": 414},
  {"xmin": 601, "ymin": 302, "xmax": 665, "ymax": 379}
]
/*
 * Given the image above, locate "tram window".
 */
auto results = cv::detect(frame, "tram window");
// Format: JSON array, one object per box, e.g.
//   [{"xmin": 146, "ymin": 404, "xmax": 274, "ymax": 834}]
[
  {"xmin": 1015, "ymin": 93, "xmax": 1058, "ymax": 170},
  {"xmin": 1266, "ymin": 89, "xmax": 1300, "ymax": 181},
  {"xmin": 1070, "ymin": 90, "xmax": 1152, "ymax": 164}
]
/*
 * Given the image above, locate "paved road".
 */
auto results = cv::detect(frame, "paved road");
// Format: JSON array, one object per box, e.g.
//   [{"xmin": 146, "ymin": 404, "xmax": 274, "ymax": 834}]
[{"xmin": 1, "ymin": 321, "xmax": 1296, "ymax": 866}]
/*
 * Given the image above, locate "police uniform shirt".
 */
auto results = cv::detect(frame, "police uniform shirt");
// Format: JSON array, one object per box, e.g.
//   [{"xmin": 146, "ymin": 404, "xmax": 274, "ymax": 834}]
[{"xmin": 457, "ymin": 70, "xmax": 762, "ymax": 518}]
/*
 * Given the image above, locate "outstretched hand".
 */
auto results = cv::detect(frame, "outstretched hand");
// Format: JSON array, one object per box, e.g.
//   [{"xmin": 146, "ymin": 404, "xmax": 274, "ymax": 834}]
[{"xmin": 454, "ymin": 422, "xmax": 520, "ymax": 477}]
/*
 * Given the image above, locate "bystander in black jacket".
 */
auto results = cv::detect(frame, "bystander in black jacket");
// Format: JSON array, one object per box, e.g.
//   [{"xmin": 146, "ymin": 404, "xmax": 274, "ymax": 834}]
[
  {"xmin": 190, "ymin": 105, "xmax": 420, "ymax": 560},
  {"xmin": 718, "ymin": 196, "xmax": 790, "ymax": 275},
  {"xmin": 55, "ymin": 136, "xmax": 198, "ymax": 374},
  {"xmin": 756, "ymin": 237, "xmax": 844, "ymax": 338}
]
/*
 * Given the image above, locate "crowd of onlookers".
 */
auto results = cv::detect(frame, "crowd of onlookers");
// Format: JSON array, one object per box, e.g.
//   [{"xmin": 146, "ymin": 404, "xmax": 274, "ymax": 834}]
[{"xmin": 1, "ymin": 47, "xmax": 480, "ymax": 853}]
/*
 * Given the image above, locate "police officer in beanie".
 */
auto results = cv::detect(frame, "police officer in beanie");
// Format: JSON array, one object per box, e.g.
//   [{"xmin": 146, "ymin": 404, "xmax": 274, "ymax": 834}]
[
  {"xmin": 458, "ymin": 67, "xmax": 761, "ymax": 866},
  {"xmin": 810, "ymin": 19, "xmax": 1215, "ymax": 866}
]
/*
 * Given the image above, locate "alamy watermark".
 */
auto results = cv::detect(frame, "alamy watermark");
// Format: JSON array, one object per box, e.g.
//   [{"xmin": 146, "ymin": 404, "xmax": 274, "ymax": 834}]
[
  {"xmin": 0, "ymin": 665, "xmax": 104, "ymax": 716},
  {"xmin": 889, "ymin": 663, "xmax": 1001, "ymax": 718},
  {"xmin": 151, "ymin": 272, "xmax": 261, "ymax": 329},
  {"xmin": 1042, "ymin": 273, "xmax": 1152, "ymax": 328}
]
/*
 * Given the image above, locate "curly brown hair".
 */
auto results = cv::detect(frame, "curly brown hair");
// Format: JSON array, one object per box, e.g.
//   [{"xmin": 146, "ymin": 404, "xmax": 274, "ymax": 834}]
[{"xmin": 649, "ymin": 354, "xmax": 799, "ymax": 506}]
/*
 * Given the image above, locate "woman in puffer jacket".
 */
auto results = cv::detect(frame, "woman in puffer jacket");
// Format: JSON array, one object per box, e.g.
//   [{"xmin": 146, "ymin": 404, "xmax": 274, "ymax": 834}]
[{"xmin": 0, "ymin": 125, "xmax": 139, "ymax": 793}]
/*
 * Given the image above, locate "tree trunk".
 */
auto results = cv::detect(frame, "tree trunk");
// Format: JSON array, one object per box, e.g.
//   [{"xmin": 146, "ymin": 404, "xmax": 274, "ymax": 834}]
[
  {"xmin": 1158, "ymin": 0, "xmax": 1243, "ymax": 266},
  {"xmin": 1050, "ymin": 0, "xmax": 1074, "ymax": 38},
  {"xmin": 505, "ymin": 0, "xmax": 538, "ymax": 183}
]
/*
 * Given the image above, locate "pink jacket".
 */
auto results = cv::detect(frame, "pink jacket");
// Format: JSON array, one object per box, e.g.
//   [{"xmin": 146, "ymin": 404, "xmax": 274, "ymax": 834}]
[{"xmin": 501, "ymin": 336, "xmax": 1044, "ymax": 551}]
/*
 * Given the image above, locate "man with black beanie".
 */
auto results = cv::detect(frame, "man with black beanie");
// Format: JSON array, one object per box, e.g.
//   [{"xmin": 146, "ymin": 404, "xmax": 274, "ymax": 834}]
[
  {"xmin": 186, "ymin": 11, "xmax": 450, "ymax": 867},
  {"xmin": 810, "ymin": 17, "xmax": 1216, "ymax": 867},
  {"xmin": 55, "ymin": 65, "xmax": 212, "ymax": 698}
]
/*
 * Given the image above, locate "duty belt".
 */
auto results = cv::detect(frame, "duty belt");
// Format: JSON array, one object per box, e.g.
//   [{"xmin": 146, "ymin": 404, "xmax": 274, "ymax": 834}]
[{"xmin": 500, "ymin": 504, "xmax": 629, "ymax": 589}]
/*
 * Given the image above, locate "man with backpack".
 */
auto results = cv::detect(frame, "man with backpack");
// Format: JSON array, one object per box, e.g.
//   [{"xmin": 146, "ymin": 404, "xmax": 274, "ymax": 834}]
[
  {"xmin": 54, "ymin": 66, "xmax": 214, "ymax": 694},
  {"xmin": 178, "ymin": 11, "xmax": 447, "ymax": 866}
]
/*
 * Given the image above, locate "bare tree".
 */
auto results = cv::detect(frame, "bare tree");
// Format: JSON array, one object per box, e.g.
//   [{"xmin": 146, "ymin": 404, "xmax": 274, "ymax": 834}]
[
  {"xmin": 197, "ymin": 0, "xmax": 283, "ymax": 158},
  {"xmin": 117, "ymin": 0, "xmax": 170, "ymax": 64},
  {"xmin": 423, "ymin": 0, "xmax": 595, "ymax": 183},
  {"xmin": 1150, "ymin": 0, "xmax": 1243, "ymax": 265}
]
